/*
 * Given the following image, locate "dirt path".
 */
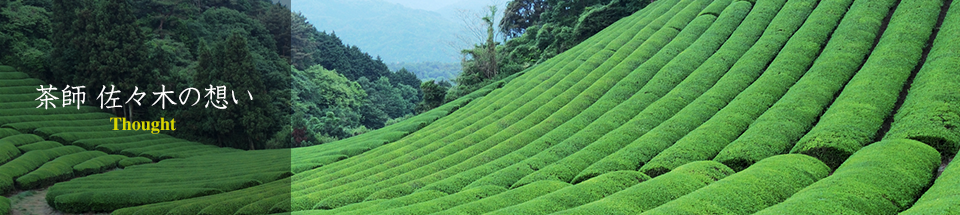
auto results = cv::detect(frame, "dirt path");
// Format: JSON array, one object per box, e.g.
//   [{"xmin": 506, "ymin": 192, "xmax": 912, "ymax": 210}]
[
  {"xmin": 9, "ymin": 189, "xmax": 61, "ymax": 215},
  {"xmin": 938, "ymin": 155, "xmax": 954, "ymax": 178},
  {"xmin": 6, "ymin": 188, "xmax": 107, "ymax": 215}
]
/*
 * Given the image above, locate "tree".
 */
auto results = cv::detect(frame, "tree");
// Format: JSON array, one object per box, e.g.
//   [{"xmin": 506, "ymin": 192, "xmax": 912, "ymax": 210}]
[
  {"xmin": 500, "ymin": 0, "xmax": 547, "ymax": 39},
  {"xmin": 461, "ymin": 5, "xmax": 500, "ymax": 80},
  {"xmin": 290, "ymin": 12, "xmax": 319, "ymax": 70},
  {"xmin": 572, "ymin": 0, "xmax": 649, "ymax": 43},
  {"xmin": 358, "ymin": 76, "xmax": 416, "ymax": 121},
  {"xmin": 449, "ymin": 5, "xmax": 502, "ymax": 101},
  {"xmin": 88, "ymin": 0, "xmax": 151, "ymax": 92},
  {"xmin": 0, "ymin": 1, "xmax": 51, "ymax": 78},
  {"xmin": 50, "ymin": 0, "xmax": 152, "ymax": 119},
  {"xmin": 261, "ymin": 2, "xmax": 291, "ymax": 60},
  {"xmin": 417, "ymin": 80, "xmax": 449, "ymax": 113},
  {"xmin": 50, "ymin": 0, "xmax": 90, "ymax": 87},
  {"xmin": 291, "ymin": 65, "xmax": 366, "ymax": 142},
  {"xmin": 131, "ymin": 0, "xmax": 200, "ymax": 40},
  {"xmin": 390, "ymin": 68, "xmax": 422, "ymax": 91},
  {"xmin": 195, "ymin": 32, "xmax": 273, "ymax": 149}
]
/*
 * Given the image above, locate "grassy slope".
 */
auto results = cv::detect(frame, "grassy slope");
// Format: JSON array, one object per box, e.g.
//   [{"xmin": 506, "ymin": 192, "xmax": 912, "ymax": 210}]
[{"xmin": 5, "ymin": 0, "xmax": 958, "ymax": 214}]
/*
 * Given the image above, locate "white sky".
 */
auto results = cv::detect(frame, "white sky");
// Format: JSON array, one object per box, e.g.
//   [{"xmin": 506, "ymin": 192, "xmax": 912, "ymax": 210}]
[{"xmin": 381, "ymin": 0, "xmax": 457, "ymax": 11}]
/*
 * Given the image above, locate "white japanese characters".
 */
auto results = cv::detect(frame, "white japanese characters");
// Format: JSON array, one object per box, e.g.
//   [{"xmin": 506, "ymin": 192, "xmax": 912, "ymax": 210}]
[{"xmin": 35, "ymin": 85, "xmax": 253, "ymax": 110}]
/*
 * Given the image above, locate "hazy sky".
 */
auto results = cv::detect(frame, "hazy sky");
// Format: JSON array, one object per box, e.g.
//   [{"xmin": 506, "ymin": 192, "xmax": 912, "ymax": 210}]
[
  {"xmin": 288, "ymin": 0, "xmax": 510, "ymax": 63},
  {"xmin": 381, "ymin": 0, "xmax": 456, "ymax": 11},
  {"xmin": 382, "ymin": 0, "xmax": 508, "ymax": 13}
]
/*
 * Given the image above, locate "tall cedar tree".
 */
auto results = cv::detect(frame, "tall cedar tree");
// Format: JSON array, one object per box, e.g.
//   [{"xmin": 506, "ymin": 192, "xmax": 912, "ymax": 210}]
[
  {"xmin": 50, "ymin": 0, "xmax": 88, "ymax": 87},
  {"xmin": 262, "ymin": 3, "xmax": 292, "ymax": 61},
  {"xmin": 49, "ymin": 0, "xmax": 74, "ymax": 85},
  {"xmin": 291, "ymin": 12, "xmax": 319, "ymax": 70},
  {"xmin": 198, "ymin": 32, "xmax": 271, "ymax": 149},
  {"xmin": 94, "ymin": 0, "xmax": 150, "ymax": 91},
  {"xmin": 51, "ymin": 0, "xmax": 150, "ymax": 117}
]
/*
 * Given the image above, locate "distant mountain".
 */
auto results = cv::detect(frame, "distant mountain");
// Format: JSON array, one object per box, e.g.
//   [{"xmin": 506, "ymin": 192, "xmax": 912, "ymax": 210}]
[
  {"xmin": 435, "ymin": 0, "xmax": 508, "ymax": 20},
  {"xmin": 292, "ymin": 0, "xmax": 463, "ymax": 63}
]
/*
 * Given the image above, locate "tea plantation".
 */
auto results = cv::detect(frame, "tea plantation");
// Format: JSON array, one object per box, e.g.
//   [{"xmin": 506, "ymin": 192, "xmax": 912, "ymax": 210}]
[{"xmin": 2, "ymin": 0, "xmax": 960, "ymax": 214}]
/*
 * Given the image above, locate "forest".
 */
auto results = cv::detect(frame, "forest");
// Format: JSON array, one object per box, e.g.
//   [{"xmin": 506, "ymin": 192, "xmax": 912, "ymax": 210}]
[
  {"xmin": 0, "ymin": 0, "xmax": 647, "ymax": 148},
  {"xmin": 0, "ymin": 0, "xmax": 425, "ymax": 148}
]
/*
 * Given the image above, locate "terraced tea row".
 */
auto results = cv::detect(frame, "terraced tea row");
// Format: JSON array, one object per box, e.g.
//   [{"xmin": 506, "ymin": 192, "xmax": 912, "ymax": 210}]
[
  {"xmin": 295, "ymin": 0, "xmax": 702, "ymax": 210},
  {"xmin": 579, "ymin": 0, "xmax": 808, "ymax": 180},
  {"xmin": 513, "ymin": 0, "xmax": 752, "ymax": 187},
  {"xmin": 39, "ymin": 70, "xmax": 501, "ymax": 213},
  {"xmin": 890, "ymin": 1, "xmax": 960, "ymax": 213},
  {"xmin": 277, "ymin": 0, "xmax": 956, "ymax": 214},
  {"xmin": 65, "ymin": 0, "xmax": 960, "ymax": 214},
  {"xmin": 4, "ymin": 0, "xmax": 959, "ymax": 214},
  {"xmin": 712, "ymin": 0, "xmax": 888, "ymax": 170},
  {"xmin": 296, "ymin": 0, "xmax": 775, "ymax": 212},
  {"xmin": 0, "ymin": 61, "xmax": 494, "ymax": 214},
  {"xmin": 791, "ymin": 0, "xmax": 943, "ymax": 168}
]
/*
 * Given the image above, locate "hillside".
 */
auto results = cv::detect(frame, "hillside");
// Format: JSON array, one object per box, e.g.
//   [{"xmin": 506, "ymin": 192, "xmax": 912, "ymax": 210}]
[
  {"xmin": 293, "ymin": 0, "xmax": 462, "ymax": 63},
  {"xmin": 3, "ymin": 0, "xmax": 960, "ymax": 214}
]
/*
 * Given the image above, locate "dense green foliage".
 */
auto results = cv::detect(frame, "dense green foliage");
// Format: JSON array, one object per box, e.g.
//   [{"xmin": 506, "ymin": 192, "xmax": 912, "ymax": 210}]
[
  {"xmin": 634, "ymin": 0, "xmax": 797, "ymax": 177},
  {"xmin": 489, "ymin": 171, "xmax": 649, "ymax": 214},
  {"xmin": 0, "ymin": 146, "xmax": 85, "ymax": 179},
  {"xmin": 884, "ymin": 0, "xmax": 960, "ymax": 156},
  {"xmin": 0, "ymin": 128, "xmax": 16, "ymax": 138},
  {"xmin": 499, "ymin": 0, "xmax": 651, "ymax": 62},
  {"xmin": 416, "ymin": 80, "xmax": 452, "ymax": 113},
  {"xmin": 446, "ymin": 0, "xmax": 653, "ymax": 103},
  {"xmin": 17, "ymin": 141, "xmax": 62, "ymax": 152},
  {"xmin": 433, "ymin": 180, "xmax": 569, "ymax": 215},
  {"xmin": 72, "ymin": 154, "xmax": 127, "ymax": 176},
  {"xmin": 713, "ymin": 0, "xmax": 871, "ymax": 171},
  {"xmin": 2, "ymin": 0, "xmax": 958, "ymax": 214},
  {"xmin": 524, "ymin": 0, "xmax": 758, "ymax": 185},
  {"xmin": 471, "ymin": 0, "xmax": 716, "ymax": 191},
  {"xmin": 47, "ymin": 151, "xmax": 288, "ymax": 212},
  {"xmin": 0, "ymin": 134, "xmax": 43, "ymax": 147},
  {"xmin": 0, "ymin": 1, "xmax": 51, "ymax": 75},
  {"xmin": 582, "ymin": 0, "xmax": 813, "ymax": 180},
  {"xmin": 897, "ymin": 3, "xmax": 960, "ymax": 213},
  {"xmin": 757, "ymin": 139, "xmax": 940, "ymax": 214},
  {"xmin": 16, "ymin": 150, "xmax": 106, "ymax": 189},
  {"xmin": 289, "ymin": 13, "xmax": 424, "ymax": 141},
  {"xmin": 291, "ymin": 65, "xmax": 367, "ymax": 144},
  {"xmin": 642, "ymin": 154, "xmax": 830, "ymax": 214},
  {"xmin": 557, "ymin": 161, "xmax": 734, "ymax": 214},
  {"xmin": 0, "ymin": 196, "xmax": 8, "ymax": 215},
  {"xmin": 373, "ymin": 185, "xmax": 506, "ymax": 214},
  {"xmin": 1, "ymin": 0, "xmax": 432, "ymax": 149},
  {"xmin": 516, "ymin": 0, "xmax": 751, "ymax": 187},
  {"xmin": 2, "ymin": 119, "xmax": 111, "ymax": 134},
  {"xmin": 0, "ymin": 140, "xmax": 18, "ymax": 164},
  {"xmin": 0, "ymin": 113, "xmax": 115, "ymax": 125},
  {"xmin": 117, "ymin": 157, "xmax": 153, "ymax": 168},
  {"xmin": 39, "ymin": 74, "xmax": 497, "ymax": 213},
  {"xmin": 791, "ymin": 0, "xmax": 942, "ymax": 168},
  {"xmin": 300, "ymin": 1, "xmax": 695, "ymax": 209},
  {"xmin": 33, "ymin": 0, "xmax": 295, "ymax": 149},
  {"xmin": 904, "ymin": 153, "xmax": 960, "ymax": 214},
  {"xmin": 71, "ymin": 134, "xmax": 169, "ymax": 150}
]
